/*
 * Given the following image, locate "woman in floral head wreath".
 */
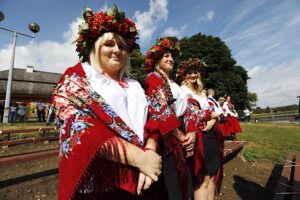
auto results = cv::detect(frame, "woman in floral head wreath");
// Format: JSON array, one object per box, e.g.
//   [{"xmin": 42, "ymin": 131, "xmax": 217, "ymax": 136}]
[
  {"xmin": 178, "ymin": 58, "xmax": 223, "ymax": 200},
  {"xmin": 52, "ymin": 5, "xmax": 162, "ymax": 200},
  {"xmin": 144, "ymin": 37, "xmax": 194, "ymax": 200}
]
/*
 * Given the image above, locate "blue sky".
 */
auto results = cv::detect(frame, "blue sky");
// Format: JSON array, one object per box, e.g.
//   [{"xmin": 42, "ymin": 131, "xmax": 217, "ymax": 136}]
[{"xmin": 0, "ymin": 0, "xmax": 300, "ymax": 107}]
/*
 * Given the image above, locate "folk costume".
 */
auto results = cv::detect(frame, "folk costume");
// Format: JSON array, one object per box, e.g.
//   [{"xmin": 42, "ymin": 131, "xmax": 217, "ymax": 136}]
[
  {"xmin": 52, "ymin": 6, "xmax": 155, "ymax": 200},
  {"xmin": 177, "ymin": 58, "xmax": 222, "ymax": 190},
  {"xmin": 144, "ymin": 37, "xmax": 192, "ymax": 200},
  {"xmin": 223, "ymin": 99, "xmax": 242, "ymax": 139}
]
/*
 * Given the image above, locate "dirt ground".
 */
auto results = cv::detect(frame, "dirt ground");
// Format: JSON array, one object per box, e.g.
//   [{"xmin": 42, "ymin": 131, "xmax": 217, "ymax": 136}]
[{"xmin": 0, "ymin": 142, "xmax": 279, "ymax": 200}]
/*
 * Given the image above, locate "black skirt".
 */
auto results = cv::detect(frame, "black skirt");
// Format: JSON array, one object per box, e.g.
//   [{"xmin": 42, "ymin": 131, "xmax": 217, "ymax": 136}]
[{"xmin": 202, "ymin": 128, "xmax": 221, "ymax": 177}]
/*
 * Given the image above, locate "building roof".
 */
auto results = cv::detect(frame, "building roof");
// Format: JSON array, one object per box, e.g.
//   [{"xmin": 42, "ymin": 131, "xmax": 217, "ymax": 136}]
[{"xmin": 0, "ymin": 68, "xmax": 62, "ymax": 101}]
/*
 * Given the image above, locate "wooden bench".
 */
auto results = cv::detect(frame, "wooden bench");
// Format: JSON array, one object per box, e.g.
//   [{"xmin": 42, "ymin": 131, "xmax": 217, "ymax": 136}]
[
  {"xmin": 274, "ymin": 152, "xmax": 300, "ymax": 200},
  {"xmin": 223, "ymin": 140, "xmax": 245, "ymax": 162},
  {"xmin": 0, "ymin": 149, "xmax": 59, "ymax": 165},
  {"xmin": 0, "ymin": 127, "xmax": 58, "ymax": 147}
]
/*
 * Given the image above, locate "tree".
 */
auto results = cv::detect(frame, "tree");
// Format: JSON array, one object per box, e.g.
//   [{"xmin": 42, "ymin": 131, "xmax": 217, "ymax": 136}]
[
  {"xmin": 179, "ymin": 33, "xmax": 250, "ymax": 111},
  {"xmin": 129, "ymin": 46, "xmax": 146, "ymax": 86},
  {"xmin": 247, "ymin": 92, "xmax": 258, "ymax": 109}
]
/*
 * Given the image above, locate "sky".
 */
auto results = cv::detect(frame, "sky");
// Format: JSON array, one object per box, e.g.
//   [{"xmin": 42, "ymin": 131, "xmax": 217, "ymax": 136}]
[{"xmin": 0, "ymin": 0, "xmax": 299, "ymax": 108}]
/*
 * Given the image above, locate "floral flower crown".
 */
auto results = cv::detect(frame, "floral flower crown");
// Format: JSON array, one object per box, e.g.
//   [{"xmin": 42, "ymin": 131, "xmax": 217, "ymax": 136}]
[
  {"xmin": 75, "ymin": 4, "xmax": 138, "ymax": 62},
  {"xmin": 144, "ymin": 37, "xmax": 180, "ymax": 72},
  {"xmin": 176, "ymin": 58, "xmax": 206, "ymax": 82}
]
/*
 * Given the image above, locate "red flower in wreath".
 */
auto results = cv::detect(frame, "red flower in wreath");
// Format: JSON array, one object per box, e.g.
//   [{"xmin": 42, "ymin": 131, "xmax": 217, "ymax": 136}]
[
  {"xmin": 144, "ymin": 37, "xmax": 180, "ymax": 72},
  {"xmin": 176, "ymin": 58, "xmax": 206, "ymax": 82},
  {"xmin": 75, "ymin": 4, "xmax": 138, "ymax": 62}
]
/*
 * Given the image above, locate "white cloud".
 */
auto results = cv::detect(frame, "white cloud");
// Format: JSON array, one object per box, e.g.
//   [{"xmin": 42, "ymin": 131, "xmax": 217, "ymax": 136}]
[
  {"xmin": 162, "ymin": 24, "xmax": 187, "ymax": 38},
  {"xmin": 199, "ymin": 10, "xmax": 215, "ymax": 22},
  {"xmin": 248, "ymin": 65, "xmax": 265, "ymax": 79},
  {"xmin": 248, "ymin": 58, "xmax": 300, "ymax": 107},
  {"xmin": 133, "ymin": 0, "xmax": 168, "ymax": 48},
  {"xmin": 219, "ymin": 0, "xmax": 267, "ymax": 35},
  {"xmin": 0, "ymin": 19, "xmax": 80, "ymax": 74}
]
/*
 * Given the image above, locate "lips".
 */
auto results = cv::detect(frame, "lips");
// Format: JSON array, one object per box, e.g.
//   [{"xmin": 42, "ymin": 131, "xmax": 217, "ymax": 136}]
[{"xmin": 188, "ymin": 76, "xmax": 197, "ymax": 80}]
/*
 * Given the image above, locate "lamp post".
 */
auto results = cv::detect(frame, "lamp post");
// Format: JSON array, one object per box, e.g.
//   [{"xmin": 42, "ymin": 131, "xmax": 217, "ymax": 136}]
[
  {"xmin": 297, "ymin": 96, "xmax": 300, "ymax": 124},
  {"xmin": 0, "ymin": 11, "xmax": 40, "ymax": 123}
]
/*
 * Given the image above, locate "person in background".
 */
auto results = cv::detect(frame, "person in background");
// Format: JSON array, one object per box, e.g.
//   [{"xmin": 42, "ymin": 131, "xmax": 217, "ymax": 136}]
[
  {"xmin": 178, "ymin": 59, "xmax": 222, "ymax": 200},
  {"xmin": 0, "ymin": 101, "xmax": 4, "ymax": 122},
  {"xmin": 46, "ymin": 105, "xmax": 53, "ymax": 125},
  {"xmin": 36, "ymin": 99, "xmax": 46, "ymax": 122},
  {"xmin": 144, "ymin": 37, "xmax": 193, "ymax": 200},
  {"xmin": 243, "ymin": 108, "xmax": 251, "ymax": 123},
  {"xmin": 223, "ymin": 95, "xmax": 241, "ymax": 140},
  {"xmin": 8, "ymin": 102, "xmax": 18, "ymax": 123},
  {"xmin": 52, "ymin": 5, "xmax": 162, "ymax": 200},
  {"xmin": 17, "ymin": 102, "xmax": 27, "ymax": 123}
]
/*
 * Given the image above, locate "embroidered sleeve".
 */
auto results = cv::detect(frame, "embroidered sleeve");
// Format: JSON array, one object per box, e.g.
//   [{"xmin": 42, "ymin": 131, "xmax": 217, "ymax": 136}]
[
  {"xmin": 183, "ymin": 97, "xmax": 210, "ymax": 133},
  {"xmin": 144, "ymin": 73, "xmax": 181, "ymax": 138}
]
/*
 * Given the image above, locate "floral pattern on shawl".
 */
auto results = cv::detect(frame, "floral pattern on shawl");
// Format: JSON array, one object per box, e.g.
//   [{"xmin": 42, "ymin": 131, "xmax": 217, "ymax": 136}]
[
  {"xmin": 53, "ymin": 72, "xmax": 143, "ymax": 159},
  {"xmin": 144, "ymin": 72, "xmax": 181, "ymax": 137},
  {"xmin": 146, "ymin": 84, "xmax": 173, "ymax": 121},
  {"xmin": 183, "ymin": 98, "xmax": 211, "ymax": 132}
]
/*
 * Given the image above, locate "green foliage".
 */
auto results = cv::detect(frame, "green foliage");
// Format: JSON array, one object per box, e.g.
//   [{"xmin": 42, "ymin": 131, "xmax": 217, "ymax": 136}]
[
  {"xmin": 253, "ymin": 104, "xmax": 298, "ymax": 114},
  {"xmin": 247, "ymin": 92, "xmax": 258, "ymax": 108},
  {"xmin": 129, "ymin": 47, "xmax": 146, "ymax": 86},
  {"xmin": 179, "ymin": 33, "xmax": 249, "ymax": 110}
]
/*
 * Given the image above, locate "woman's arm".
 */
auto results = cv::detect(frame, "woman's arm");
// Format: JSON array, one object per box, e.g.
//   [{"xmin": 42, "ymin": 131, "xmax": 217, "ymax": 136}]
[{"xmin": 104, "ymin": 136, "xmax": 161, "ymax": 182}]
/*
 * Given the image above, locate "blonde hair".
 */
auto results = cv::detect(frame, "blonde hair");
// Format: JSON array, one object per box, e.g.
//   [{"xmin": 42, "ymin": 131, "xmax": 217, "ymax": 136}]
[
  {"xmin": 181, "ymin": 72, "xmax": 203, "ymax": 95},
  {"xmin": 88, "ymin": 32, "xmax": 131, "ymax": 80}
]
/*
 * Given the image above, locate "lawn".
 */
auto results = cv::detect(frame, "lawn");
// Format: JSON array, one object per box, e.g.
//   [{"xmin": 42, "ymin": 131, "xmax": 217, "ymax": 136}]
[
  {"xmin": 0, "ymin": 122, "xmax": 58, "ymax": 140},
  {"xmin": 238, "ymin": 122, "xmax": 300, "ymax": 163}
]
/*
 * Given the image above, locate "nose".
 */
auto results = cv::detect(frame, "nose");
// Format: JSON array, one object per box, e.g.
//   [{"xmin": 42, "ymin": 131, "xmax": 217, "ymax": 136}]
[
  {"xmin": 113, "ymin": 44, "xmax": 120, "ymax": 53},
  {"xmin": 168, "ymin": 55, "xmax": 174, "ymax": 62}
]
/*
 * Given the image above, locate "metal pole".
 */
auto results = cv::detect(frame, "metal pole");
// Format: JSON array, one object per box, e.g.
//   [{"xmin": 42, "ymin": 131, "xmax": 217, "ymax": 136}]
[
  {"xmin": 298, "ymin": 97, "xmax": 300, "ymax": 124},
  {"xmin": 2, "ymin": 31, "xmax": 17, "ymax": 123}
]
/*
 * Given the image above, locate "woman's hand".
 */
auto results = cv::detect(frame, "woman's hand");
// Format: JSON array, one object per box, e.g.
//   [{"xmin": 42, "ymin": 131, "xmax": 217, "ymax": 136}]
[
  {"xmin": 134, "ymin": 149, "xmax": 162, "ymax": 182},
  {"xmin": 174, "ymin": 128, "xmax": 186, "ymax": 142},
  {"xmin": 137, "ymin": 172, "xmax": 154, "ymax": 195},
  {"xmin": 202, "ymin": 119, "xmax": 217, "ymax": 132},
  {"xmin": 182, "ymin": 131, "xmax": 196, "ymax": 151}
]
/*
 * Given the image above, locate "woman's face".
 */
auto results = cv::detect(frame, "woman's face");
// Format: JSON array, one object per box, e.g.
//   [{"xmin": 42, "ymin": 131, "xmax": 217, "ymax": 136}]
[
  {"xmin": 99, "ymin": 36, "xmax": 128, "ymax": 76},
  {"xmin": 226, "ymin": 96, "xmax": 231, "ymax": 102},
  {"xmin": 186, "ymin": 70, "xmax": 198, "ymax": 84},
  {"xmin": 157, "ymin": 52, "xmax": 174, "ymax": 73}
]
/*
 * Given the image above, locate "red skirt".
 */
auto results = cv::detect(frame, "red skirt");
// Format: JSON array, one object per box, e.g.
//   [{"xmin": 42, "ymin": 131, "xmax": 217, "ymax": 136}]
[
  {"xmin": 223, "ymin": 117, "xmax": 235, "ymax": 135},
  {"xmin": 231, "ymin": 117, "xmax": 242, "ymax": 133}
]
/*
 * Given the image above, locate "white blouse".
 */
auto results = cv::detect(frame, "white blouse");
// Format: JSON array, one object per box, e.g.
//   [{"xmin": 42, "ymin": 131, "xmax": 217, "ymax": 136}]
[
  {"xmin": 82, "ymin": 63, "xmax": 148, "ymax": 142},
  {"xmin": 223, "ymin": 102, "xmax": 237, "ymax": 117},
  {"xmin": 168, "ymin": 80, "xmax": 187, "ymax": 117},
  {"xmin": 180, "ymin": 85, "xmax": 210, "ymax": 110}
]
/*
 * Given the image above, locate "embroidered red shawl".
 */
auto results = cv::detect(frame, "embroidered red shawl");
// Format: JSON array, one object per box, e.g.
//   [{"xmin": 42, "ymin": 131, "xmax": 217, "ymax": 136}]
[{"xmin": 52, "ymin": 63, "xmax": 145, "ymax": 200}]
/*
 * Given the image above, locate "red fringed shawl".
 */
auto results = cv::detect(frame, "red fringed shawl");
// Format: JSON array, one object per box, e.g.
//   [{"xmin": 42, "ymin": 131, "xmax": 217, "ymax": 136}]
[
  {"xmin": 144, "ymin": 72, "xmax": 190, "ymax": 200},
  {"xmin": 52, "ymin": 63, "xmax": 146, "ymax": 200}
]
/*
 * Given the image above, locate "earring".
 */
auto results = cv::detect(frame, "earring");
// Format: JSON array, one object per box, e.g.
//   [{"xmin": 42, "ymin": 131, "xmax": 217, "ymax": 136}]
[{"xmin": 155, "ymin": 65, "xmax": 160, "ymax": 71}]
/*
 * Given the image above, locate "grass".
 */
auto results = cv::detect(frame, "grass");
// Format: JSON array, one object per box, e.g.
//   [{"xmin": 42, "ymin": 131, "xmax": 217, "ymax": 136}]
[
  {"xmin": 0, "ymin": 122, "xmax": 50, "ymax": 130},
  {"xmin": 0, "ymin": 122, "xmax": 58, "ymax": 140},
  {"xmin": 238, "ymin": 122, "xmax": 300, "ymax": 163}
]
